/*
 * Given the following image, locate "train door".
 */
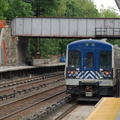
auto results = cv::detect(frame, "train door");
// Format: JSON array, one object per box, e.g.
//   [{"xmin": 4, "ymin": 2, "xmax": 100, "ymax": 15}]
[{"xmin": 82, "ymin": 50, "xmax": 98, "ymax": 80}]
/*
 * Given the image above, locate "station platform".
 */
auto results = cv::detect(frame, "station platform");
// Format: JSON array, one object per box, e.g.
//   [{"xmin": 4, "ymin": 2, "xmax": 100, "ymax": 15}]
[
  {"xmin": 39, "ymin": 62, "xmax": 65, "ymax": 67},
  {"xmin": 0, "ymin": 62, "xmax": 65, "ymax": 81},
  {"xmin": 86, "ymin": 97, "xmax": 120, "ymax": 120},
  {"xmin": 0, "ymin": 62, "xmax": 65, "ymax": 72}
]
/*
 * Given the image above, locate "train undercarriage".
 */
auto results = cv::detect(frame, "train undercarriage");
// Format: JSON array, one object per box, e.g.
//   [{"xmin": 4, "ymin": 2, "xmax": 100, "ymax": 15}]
[{"xmin": 66, "ymin": 83, "xmax": 115, "ymax": 101}]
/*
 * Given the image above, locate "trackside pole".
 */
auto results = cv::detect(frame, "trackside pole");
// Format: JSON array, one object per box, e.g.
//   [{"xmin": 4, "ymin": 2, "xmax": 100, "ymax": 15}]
[
  {"xmin": 117, "ymin": 69, "xmax": 120, "ymax": 97},
  {"xmin": 119, "ymin": 78, "xmax": 120, "ymax": 97}
]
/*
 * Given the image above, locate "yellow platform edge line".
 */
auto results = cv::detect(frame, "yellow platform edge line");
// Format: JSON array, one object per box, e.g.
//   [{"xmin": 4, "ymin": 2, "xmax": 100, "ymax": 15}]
[{"xmin": 85, "ymin": 97, "xmax": 120, "ymax": 120}]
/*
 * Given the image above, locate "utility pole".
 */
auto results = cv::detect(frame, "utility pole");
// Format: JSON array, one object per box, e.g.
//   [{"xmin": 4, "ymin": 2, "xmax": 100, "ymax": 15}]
[
  {"xmin": 22, "ymin": 0, "xmax": 42, "ymax": 57},
  {"xmin": 22, "ymin": 0, "xmax": 42, "ymax": 16},
  {"xmin": 36, "ymin": 38, "xmax": 40, "ymax": 58}
]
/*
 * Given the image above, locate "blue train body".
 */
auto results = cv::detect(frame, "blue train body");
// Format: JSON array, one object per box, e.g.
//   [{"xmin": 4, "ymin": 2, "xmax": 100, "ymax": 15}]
[{"xmin": 65, "ymin": 39, "xmax": 120, "ymax": 101}]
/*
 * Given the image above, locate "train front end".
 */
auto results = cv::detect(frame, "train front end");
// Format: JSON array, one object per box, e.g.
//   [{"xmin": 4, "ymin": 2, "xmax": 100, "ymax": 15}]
[{"xmin": 65, "ymin": 39, "xmax": 114, "ymax": 101}]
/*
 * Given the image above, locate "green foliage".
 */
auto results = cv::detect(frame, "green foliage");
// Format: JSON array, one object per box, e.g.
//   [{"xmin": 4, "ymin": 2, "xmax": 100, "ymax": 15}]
[
  {"xmin": 53, "ymin": 0, "xmax": 67, "ymax": 17},
  {"xmin": 30, "ymin": 38, "xmax": 59, "ymax": 57},
  {"xmin": 0, "ymin": 0, "xmax": 8, "ymax": 19},
  {"xmin": 100, "ymin": 6, "xmax": 120, "ymax": 18},
  {"xmin": 29, "ymin": 38, "xmax": 77, "ymax": 57},
  {"xmin": 107, "ymin": 39, "xmax": 120, "ymax": 47},
  {"xmin": 58, "ymin": 39, "xmax": 76, "ymax": 54},
  {"xmin": 4, "ymin": 0, "xmax": 34, "ymax": 20},
  {"xmin": 65, "ymin": 0, "xmax": 99, "ymax": 17},
  {"xmin": 40, "ymin": 38, "xmax": 60, "ymax": 56},
  {"xmin": 29, "ymin": 38, "xmax": 36, "ymax": 56},
  {"xmin": 30, "ymin": 0, "xmax": 66, "ymax": 17}
]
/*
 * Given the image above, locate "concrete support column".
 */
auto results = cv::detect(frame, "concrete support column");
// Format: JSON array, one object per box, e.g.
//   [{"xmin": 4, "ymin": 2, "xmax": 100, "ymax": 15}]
[{"xmin": 17, "ymin": 37, "xmax": 29, "ymax": 65}]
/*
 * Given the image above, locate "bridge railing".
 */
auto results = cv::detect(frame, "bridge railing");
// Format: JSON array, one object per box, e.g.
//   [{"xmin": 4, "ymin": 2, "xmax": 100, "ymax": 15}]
[{"xmin": 95, "ymin": 28, "xmax": 120, "ymax": 37}]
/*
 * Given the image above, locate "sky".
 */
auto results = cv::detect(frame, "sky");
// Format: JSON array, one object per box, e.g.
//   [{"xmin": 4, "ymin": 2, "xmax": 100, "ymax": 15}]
[{"xmin": 93, "ymin": 0, "xmax": 119, "ymax": 12}]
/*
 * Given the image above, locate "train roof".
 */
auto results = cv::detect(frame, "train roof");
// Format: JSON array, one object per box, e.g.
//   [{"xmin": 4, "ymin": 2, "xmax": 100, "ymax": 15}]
[{"xmin": 68, "ymin": 39, "xmax": 113, "ymax": 47}]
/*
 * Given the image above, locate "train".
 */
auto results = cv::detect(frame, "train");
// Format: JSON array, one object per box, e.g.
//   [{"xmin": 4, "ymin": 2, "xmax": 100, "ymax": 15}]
[{"xmin": 65, "ymin": 39, "xmax": 120, "ymax": 101}]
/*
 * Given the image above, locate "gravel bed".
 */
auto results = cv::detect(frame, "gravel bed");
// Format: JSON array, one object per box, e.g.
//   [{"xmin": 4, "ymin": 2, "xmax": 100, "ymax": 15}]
[{"xmin": 61, "ymin": 105, "xmax": 94, "ymax": 120}]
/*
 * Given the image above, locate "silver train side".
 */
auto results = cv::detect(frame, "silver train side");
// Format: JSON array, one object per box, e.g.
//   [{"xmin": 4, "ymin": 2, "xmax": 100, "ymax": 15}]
[{"xmin": 65, "ymin": 39, "xmax": 120, "ymax": 101}]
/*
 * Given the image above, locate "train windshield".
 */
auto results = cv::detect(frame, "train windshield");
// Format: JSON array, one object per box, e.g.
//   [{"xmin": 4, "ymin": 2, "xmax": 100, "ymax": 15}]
[
  {"xmin": 86, "ymin": 52, "xmax": 94, "ymax": 68},
  {"xmin": 68, "ymin": 50, "xmax": 80, "ymax": 67},
  {"xmin": 100, "ymin": 51, "xmax": 111, "ymax": 68}
]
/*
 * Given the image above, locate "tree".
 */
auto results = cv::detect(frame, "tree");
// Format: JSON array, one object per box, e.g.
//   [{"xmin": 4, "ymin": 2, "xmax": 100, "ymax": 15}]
[
  {"xmin": 107, "ymin": 39, "xmax": 120, "ymax": 47},
  {"xmin": 58, "ymin": 39, "xmax": 76, "ymax": 54},
  {"xmin": 24, "ymin": 0, "xmax": 67, "ymax": 17},
  {"xmin": 100, "ymin": 6, "xmax": 120, "ymax": 18},
  {"xmin": 0, "ymin": 0, "xmax": 8, "ymax": 19},
  {"xmin": 65, "ymin": 0, "xmax": 99, "ymax": 17},
  {"xmin": 51, "ymin": 0, "xmax": 67, "ymax": 17},
  {"xmin": 4, "ymin": 0, "xmax": 34, "ymax": 20}
]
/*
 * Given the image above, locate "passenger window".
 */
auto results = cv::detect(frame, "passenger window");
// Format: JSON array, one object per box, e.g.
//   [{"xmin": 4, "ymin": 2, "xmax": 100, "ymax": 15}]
[
  {"xmin": 86, "ymin": 52, "xmax": 94, "ymax": 68},
  {"xmin": 100, "ymin": 51, "xmax": 111, "ymax": 68},
  {"xmin": 68, "ymin": 50, "xmax": 80, "ymax": 67}
]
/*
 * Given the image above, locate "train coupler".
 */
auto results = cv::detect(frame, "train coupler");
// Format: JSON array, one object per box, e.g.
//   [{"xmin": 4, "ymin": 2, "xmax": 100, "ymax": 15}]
[{"xmin": 85, "ymin": 86, "xmax": 93, "ymax": 97}]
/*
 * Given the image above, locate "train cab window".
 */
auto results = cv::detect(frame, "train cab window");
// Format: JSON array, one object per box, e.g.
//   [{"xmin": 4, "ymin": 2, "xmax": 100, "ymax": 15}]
[
  {"xmin": 100, "ymin": 51, "xmax": 111, "ymax": 68},
  {"xmin": 68, "ymin": 50, "xmax": 80, "ymax": 67},
  {"xmin": 86, "ymin": 52, "xmax": 94, "ymax": 68}
]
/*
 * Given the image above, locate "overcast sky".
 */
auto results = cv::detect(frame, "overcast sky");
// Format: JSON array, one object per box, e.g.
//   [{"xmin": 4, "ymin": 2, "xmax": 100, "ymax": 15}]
[{"xmin": 93, "ymin": 0, "xmax": 119, "ymax": 11}]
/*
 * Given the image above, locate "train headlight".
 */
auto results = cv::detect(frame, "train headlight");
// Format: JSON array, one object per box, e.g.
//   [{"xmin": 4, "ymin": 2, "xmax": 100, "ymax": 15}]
[
  {"xmin": 70, "ymin": 71, "xmax": 75, "ymax": 74},
  {"xmin": 103, "ymin": 71, "xmax": 111, "ymax": 79},
  {"xmin": 67, "ymin": 70, "xmax": 79, "ymax": 78},
  {"xmin": 105, "ymin": 71, "xmax": 109, "ymax": 75}
]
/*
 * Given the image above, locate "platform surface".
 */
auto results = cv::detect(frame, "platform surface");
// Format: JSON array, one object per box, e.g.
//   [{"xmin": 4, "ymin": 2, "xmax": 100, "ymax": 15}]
[
  {"xmin": 86, "ymin": 97, "xmax": 120, "ymax": 120},
  {"xmin": 0, "ymin": 62, "xmax": 65, "ymax": 72}
]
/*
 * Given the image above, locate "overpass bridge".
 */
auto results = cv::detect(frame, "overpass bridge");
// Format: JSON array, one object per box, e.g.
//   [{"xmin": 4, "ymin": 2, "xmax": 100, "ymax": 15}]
[
  {"xmin": 1, "ymin": 17, "xmax": 120, "ymax": 66},
  {"xmin": 11, "ymin": 17, "xmax": 120, "ymax": 38}
]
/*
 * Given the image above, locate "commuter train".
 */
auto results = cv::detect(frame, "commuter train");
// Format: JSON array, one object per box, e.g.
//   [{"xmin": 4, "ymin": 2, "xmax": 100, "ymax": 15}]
[{"xmin": 65, "ymin": 39, "xmax": 120, "ymax": 101}]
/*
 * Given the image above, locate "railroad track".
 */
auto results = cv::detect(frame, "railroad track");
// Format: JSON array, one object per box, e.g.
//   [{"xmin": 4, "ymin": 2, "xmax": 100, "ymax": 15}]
[
  {"xmin": 43, "ymin": 101, "xmax": 96, "ymax": 120},
  {"xmin": 0, "ymin": 70, "xmax": 96, "ymax": 120},
  {"xmin": 0, "ymin": 71, "xmax": 63, "ymax": 89},
  {"xmin": 0, "ymin": 72, "xmax": 65, "ymax": 101},
  {"xmin": 54, "ymin": 103, "xmax": 79, "ymax": 120},
  {"xmin": 0, "ymin": 85, "xmax": 67, "ymax": 120}
]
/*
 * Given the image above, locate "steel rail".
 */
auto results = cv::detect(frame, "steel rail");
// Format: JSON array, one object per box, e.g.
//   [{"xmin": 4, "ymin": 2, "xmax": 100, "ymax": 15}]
[
  {"xmin": 54, "ymin": 103, "xmax": 79, "ymax": 120},
  {"xmin": 0, "ymin": 85, "xmax": 66, "ymax": 119}
]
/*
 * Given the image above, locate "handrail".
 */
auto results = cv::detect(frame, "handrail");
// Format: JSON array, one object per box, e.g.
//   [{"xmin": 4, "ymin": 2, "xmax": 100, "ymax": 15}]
[{"xmin": 95, "ymin": 28, "xmax": 120, "ymax": 36}]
